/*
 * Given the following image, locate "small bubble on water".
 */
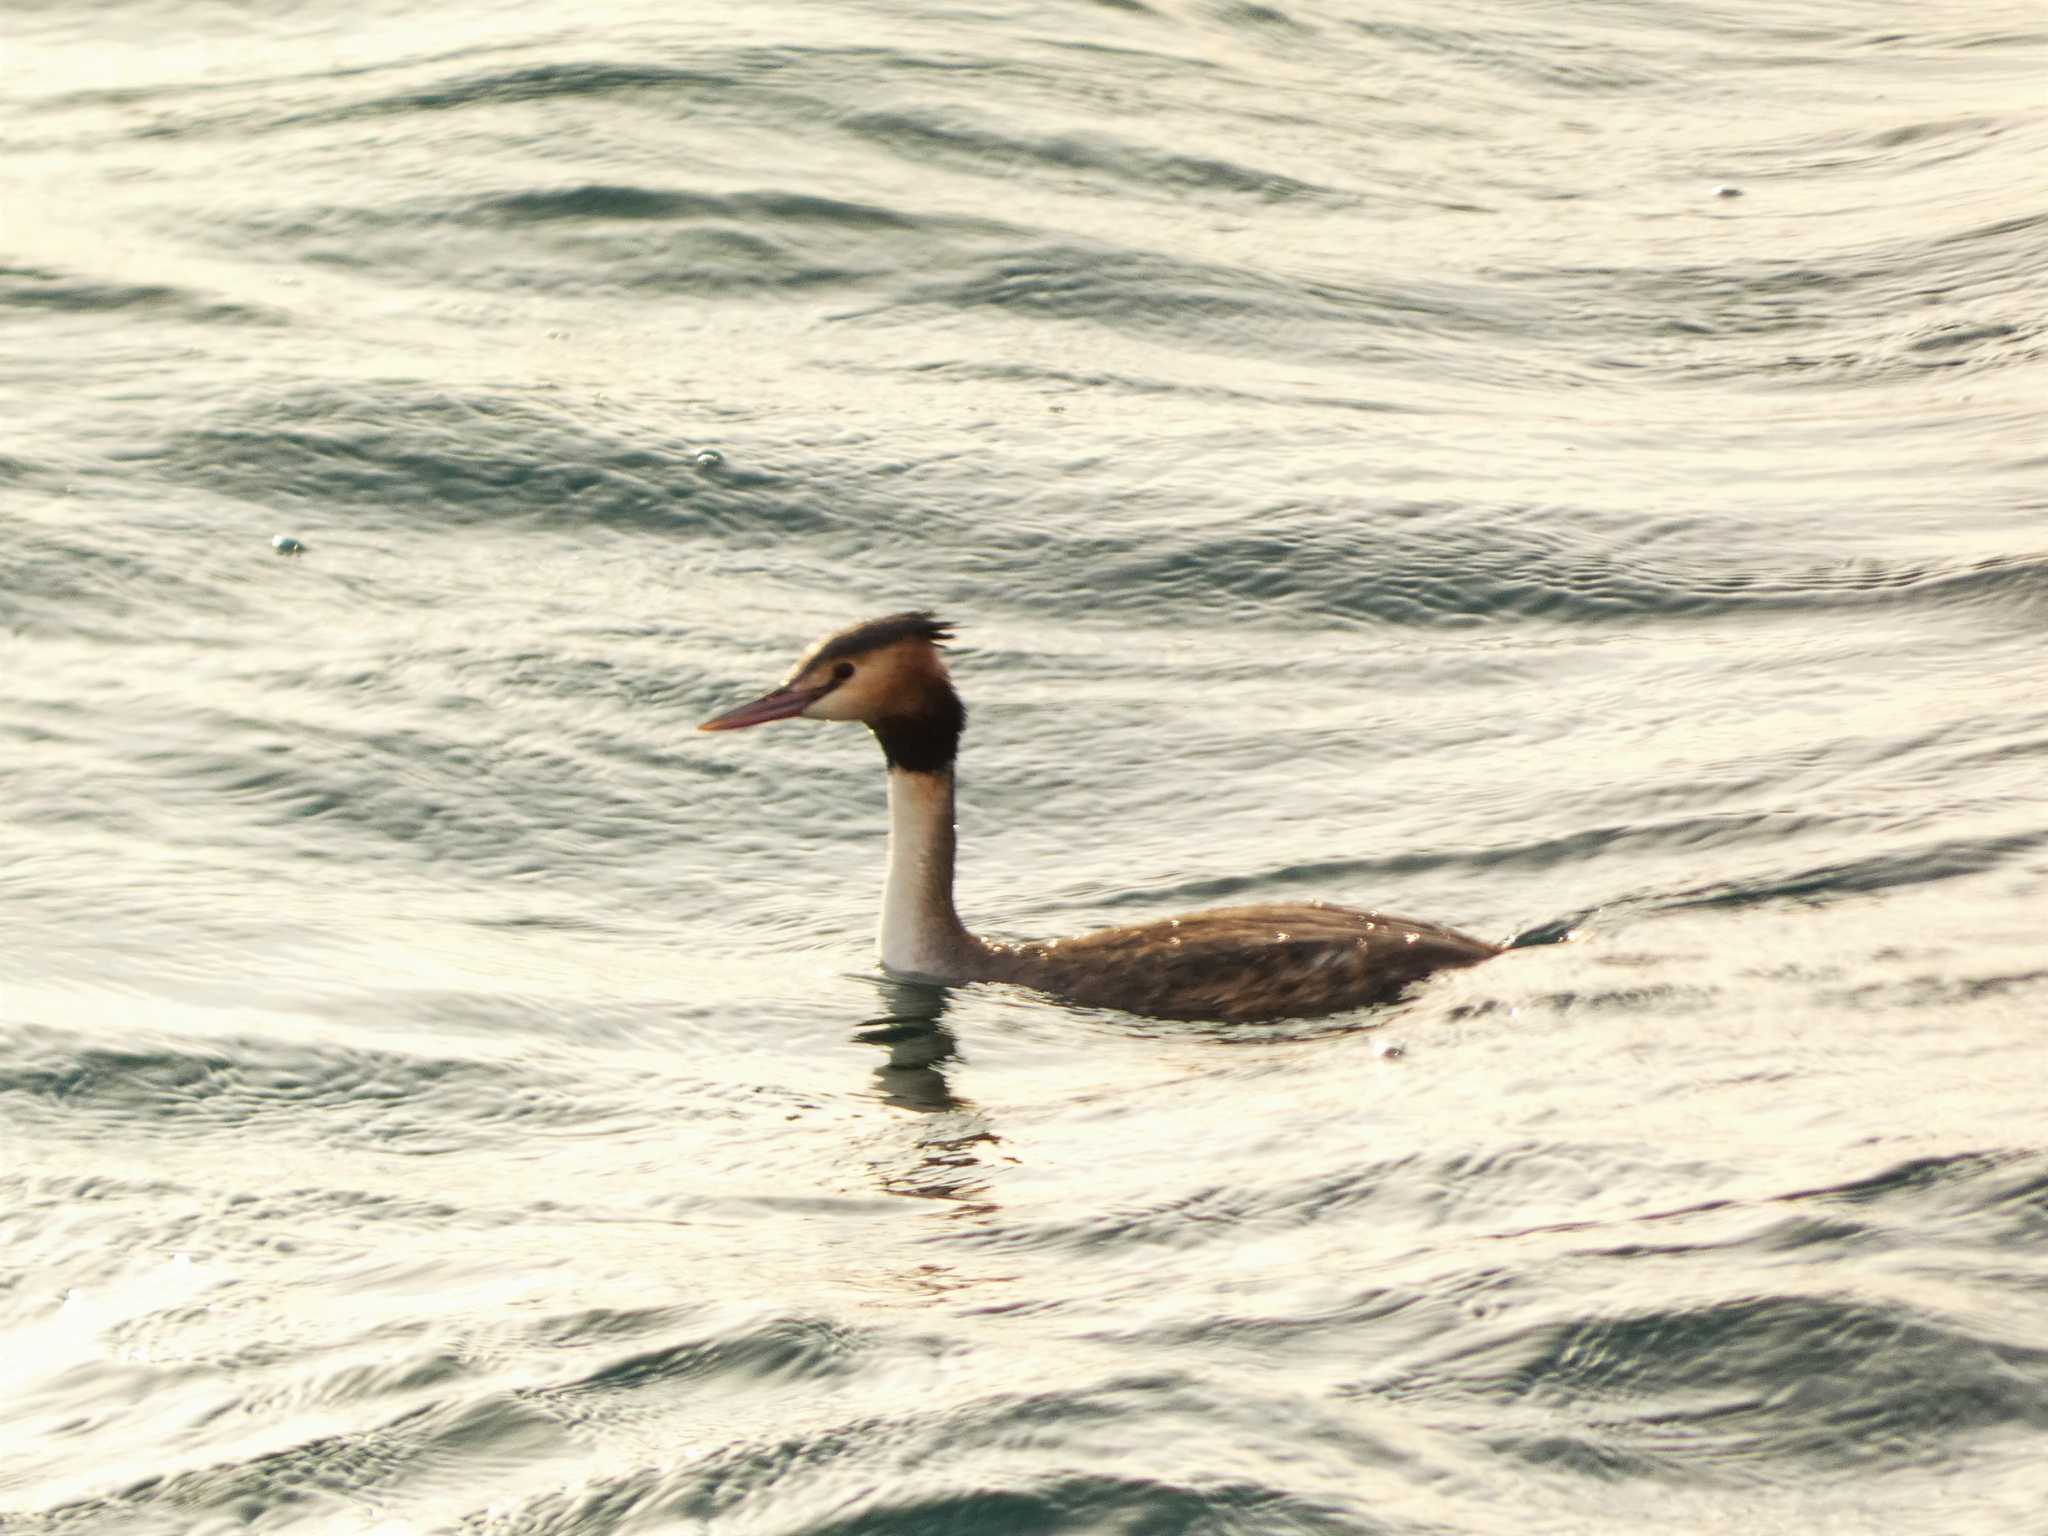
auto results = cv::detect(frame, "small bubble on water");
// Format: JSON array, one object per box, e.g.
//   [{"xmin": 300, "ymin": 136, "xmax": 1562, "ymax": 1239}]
[
  {"xmin": 693, "ymin": 448, "xmax": 724, "ymax": 469},
  {"xmin": 271, "ymin": 534, "xmax": 306, "ymax": 556}
]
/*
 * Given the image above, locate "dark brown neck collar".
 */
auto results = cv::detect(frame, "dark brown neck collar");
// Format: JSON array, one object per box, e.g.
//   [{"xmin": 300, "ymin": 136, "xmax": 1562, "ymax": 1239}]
[{"xmin": 871, "ymin": 681, "xmax": 965, "ymax": 774}]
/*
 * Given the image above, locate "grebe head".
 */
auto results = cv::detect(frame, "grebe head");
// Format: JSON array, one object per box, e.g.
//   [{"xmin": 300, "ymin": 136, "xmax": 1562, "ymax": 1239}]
[{"xmin": 699, "ymin": 612, "xmax": 966, "ymax": 773}]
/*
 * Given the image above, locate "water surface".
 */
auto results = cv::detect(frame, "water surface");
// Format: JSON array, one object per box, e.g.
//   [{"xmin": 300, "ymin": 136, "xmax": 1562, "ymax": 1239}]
[{"xmin": 4, "ymin": 2, "xmax": 2047, "ymax": 1531}]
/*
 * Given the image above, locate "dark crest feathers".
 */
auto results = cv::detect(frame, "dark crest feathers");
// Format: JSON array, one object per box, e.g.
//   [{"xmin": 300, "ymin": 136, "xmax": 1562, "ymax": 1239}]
[{"xmin": 802, "ymin": 611, "xmax": 954, "ymax": 670}]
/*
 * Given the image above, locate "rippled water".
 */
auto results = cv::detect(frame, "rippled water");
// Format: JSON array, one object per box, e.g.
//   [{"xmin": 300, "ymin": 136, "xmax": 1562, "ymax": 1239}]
[{"xmin": 5, "ymin": 1, "xmax": 2047, "ymax": 1531}]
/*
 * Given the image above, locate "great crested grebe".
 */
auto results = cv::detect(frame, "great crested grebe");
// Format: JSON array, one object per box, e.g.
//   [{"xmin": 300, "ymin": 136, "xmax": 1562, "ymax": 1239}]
[{"xmin": 700, "ymin": 613, "xmax": 1501, "ymax": 1022}]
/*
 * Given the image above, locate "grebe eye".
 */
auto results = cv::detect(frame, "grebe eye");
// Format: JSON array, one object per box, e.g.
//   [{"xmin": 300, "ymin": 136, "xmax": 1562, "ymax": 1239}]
[{"xmin": 832, "ymin": 661, "xmax": 855, "ymax": 681}]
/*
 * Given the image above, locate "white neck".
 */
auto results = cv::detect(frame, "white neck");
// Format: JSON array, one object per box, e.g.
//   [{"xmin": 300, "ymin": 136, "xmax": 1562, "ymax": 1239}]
[{"xmin": 880, "ymin": 768, "xmax": 973, "ymax": 979}]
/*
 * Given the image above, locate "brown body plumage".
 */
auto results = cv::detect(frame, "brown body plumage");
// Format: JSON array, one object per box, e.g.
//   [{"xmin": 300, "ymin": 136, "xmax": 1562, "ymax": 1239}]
[
  {"xmin": 701, "ymin": 613, "xmax": 1500, "ymax": 1022},
  {"xmin": 983, "ymin": 904, "xmax": 1497, "ymax": 1022}
]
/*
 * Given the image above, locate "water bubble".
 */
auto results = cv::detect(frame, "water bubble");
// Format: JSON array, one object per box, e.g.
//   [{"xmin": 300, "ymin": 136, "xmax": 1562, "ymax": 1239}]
[
  {"xmin": 271, "ymin": 534, "xmax": 306, "ymax": 556},
  {"xmin": 693, "ymin": 448, "xmax": 724, "ymax": 469}
]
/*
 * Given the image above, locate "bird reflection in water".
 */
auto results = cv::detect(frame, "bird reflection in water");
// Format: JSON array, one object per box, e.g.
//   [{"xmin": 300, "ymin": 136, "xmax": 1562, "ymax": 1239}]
[
  {"xmin": 854, "ymin": 977, "xmax": 1001, "ymax": 1215},
  {"xmin": 855, "ymin": 976, "xmax": 961, "ymax": 1113}
]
